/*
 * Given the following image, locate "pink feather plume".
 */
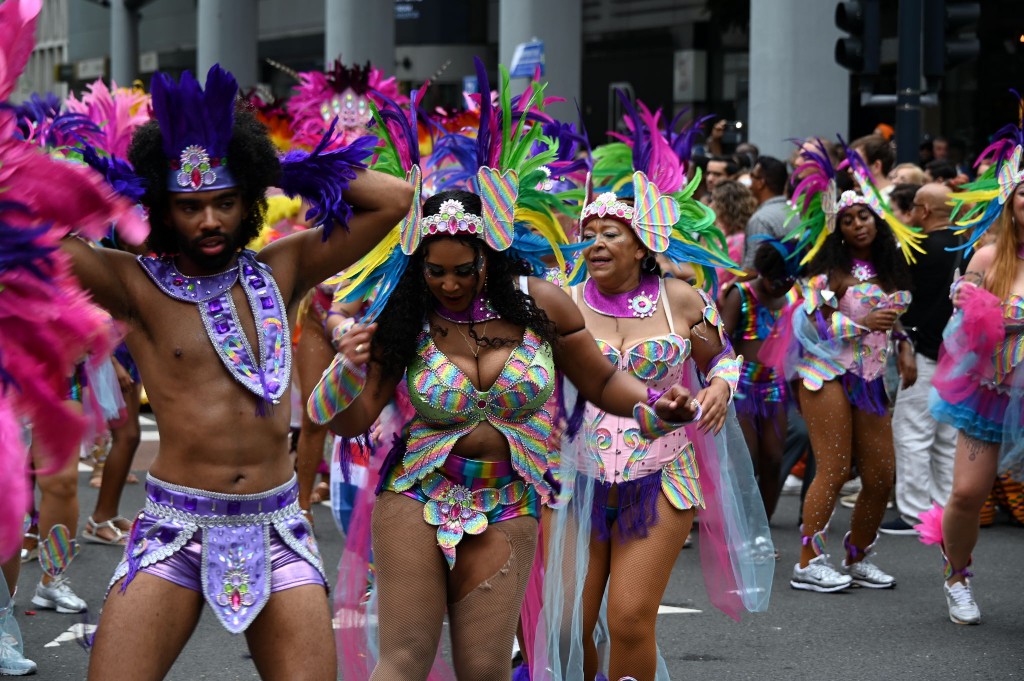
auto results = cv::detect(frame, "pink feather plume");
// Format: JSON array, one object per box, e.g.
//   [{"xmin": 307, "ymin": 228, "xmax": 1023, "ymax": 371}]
[
  {"xmin": 65, "ymin": 79, "xmax": 153, "ymax": 159},
  {"xmin": 914, "ymin": 502, "xmax": 945, "ymax": 546}
]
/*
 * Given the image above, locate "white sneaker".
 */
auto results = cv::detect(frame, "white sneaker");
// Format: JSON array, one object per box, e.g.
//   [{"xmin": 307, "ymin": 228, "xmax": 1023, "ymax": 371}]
[
  {"xmin": 842, "ymin": 558, "xmax": 896, "ymax": 588},
  {"xmin": 790, "ymin": 554, "xmax": 853, "ymax": 593},
  {"xmin": 781, "ymin": 474, "xmax": 802, "ymax": 496},
  {"xmin": 944, "ymin": 581, "xmax": 981, "ymax": 625},
  {"xmin": 840, "ymin": 477, "xmax": 862, "ymax": 496},
  {"xmin": 0, "ymin": 634, "xmax": 36, "ymax": 676},
  {"xmin": 31, "ymin": 576, "xmax": 86, "ymax": 614}
]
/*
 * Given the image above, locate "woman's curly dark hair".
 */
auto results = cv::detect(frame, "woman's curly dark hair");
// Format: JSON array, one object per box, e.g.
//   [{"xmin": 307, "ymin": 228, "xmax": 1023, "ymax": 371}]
[
  {"xmin": 807, "ymin": 209, "xmax": 913, "ymax": 292},
  {"xmin": 127, "ymin": 107, "xmax": 280, "ymax": 255},
  {"xmin": 373, "ymin": 190, "xmax": 559, "ymax": 382}
]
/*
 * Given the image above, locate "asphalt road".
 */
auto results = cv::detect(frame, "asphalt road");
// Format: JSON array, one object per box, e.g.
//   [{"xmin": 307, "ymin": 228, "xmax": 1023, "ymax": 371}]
[{"xmin": 12, "ymin": 417, "xmax": 1024, "ymax": 679}]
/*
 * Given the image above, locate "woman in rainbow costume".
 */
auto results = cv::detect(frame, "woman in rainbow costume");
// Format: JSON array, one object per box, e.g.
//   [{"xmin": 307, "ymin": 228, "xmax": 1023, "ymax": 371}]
[
  {"xmin": 533, "ymin": 98, "xmax": 773, "ymax": 681},
  {"xmin": 307, "ymin": 61, "xmax": 700, "ymax": 681},
  {"xmin": 922, "ymin": 94, "xmax": 1024, "ymax": 625},
  {"xmin": 774, "ymin": 138, "xmax": 920, "ymax": 594}
]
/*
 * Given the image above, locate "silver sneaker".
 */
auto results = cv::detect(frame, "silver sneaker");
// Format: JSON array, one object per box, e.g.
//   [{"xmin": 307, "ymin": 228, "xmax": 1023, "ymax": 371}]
[
  {"xmin": 842, "ymin": 558, "xmax": 896, "ymax": 588},
  {"xmin": 944, "ymin": 581, "xmax": 981, "ymax": 625},
  {"xmin": 790, "ymin": 554, "xmax": 853, "ymax": 592},
  {"xmin": 31, "ymin": 576, "xmax": 86, "ymax": 614},
  {"xmin": 0, "ymin": 634, "xmax": 36, "ymax": 676}
]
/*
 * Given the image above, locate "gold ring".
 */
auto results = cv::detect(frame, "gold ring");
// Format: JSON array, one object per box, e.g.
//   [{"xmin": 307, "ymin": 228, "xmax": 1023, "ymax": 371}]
[{"xmin": 355, "ymin": 343, "xmax": 365, "ymax": 353}]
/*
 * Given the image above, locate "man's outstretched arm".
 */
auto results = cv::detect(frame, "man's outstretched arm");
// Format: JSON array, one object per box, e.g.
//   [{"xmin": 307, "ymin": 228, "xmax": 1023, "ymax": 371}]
[{"xmin": 264, "ymin": 168, "xmax": 413, "ymax": 297}]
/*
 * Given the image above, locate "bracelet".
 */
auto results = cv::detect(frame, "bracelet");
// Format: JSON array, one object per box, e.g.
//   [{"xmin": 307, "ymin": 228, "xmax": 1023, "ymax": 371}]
[
  {"xmin": 307, "ymin": 353, "xmax": 367, "ymax": 425},
  {"xmin": 330, "ymin": 316, "xmax": 356, "ymax": 351},
  {"xmin": 633, "ymin": 398, "xmax": 702, "ymax": 440},
  {"xmin": 706, "ymin": 345, "xmax": 741, "ymax": 402}
]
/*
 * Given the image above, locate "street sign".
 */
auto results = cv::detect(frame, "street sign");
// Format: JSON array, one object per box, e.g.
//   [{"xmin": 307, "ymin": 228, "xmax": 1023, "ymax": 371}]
[
  {"xmin": 462, "ymin": 74, "xmax": 478, "ymax": 95},
  {"xmin": 509, "ymin": 39, "xmax": 544, "ymax": 78}
]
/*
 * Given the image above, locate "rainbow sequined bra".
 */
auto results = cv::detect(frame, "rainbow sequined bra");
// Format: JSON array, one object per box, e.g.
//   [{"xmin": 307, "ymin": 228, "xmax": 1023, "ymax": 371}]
[{"xmin": 393, "ymin": 325, "xmax": 557, "ymax": 500}]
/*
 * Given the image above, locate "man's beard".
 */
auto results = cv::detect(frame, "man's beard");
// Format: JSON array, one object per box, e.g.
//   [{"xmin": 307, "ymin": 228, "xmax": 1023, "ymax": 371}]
[{"xmin": 178, "ymin": 229, "xmax": 241, "ymax": 271}]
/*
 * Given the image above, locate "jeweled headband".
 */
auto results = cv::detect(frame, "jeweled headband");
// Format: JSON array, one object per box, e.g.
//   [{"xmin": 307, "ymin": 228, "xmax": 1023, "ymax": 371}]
[
  {"xmin": 151, "ymin": 65, "xmax": 238, "ymax": 193},
  {"xmin": 581, "ymin": 192, "xmax": 635, "ymax": 225}
]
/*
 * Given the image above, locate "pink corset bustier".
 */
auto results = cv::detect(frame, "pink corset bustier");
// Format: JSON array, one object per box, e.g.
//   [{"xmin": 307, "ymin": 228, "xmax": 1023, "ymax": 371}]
[
  {"xmin": 577, "ymin": 279, "xmax": 695, "ymax": 485},
  {"xmin": 836, "ymin": 283, "xmax": 911, "ymax": 380}
]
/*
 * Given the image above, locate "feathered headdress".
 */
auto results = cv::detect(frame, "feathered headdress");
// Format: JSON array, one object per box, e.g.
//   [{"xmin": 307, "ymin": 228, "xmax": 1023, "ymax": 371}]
[
  {"xmin": 948, "ymin": 90, "xmax": 1024, "ymax": 251},
  {"xmin": 334, "ymin": 58, "xmax": 578, "ymax": 322},
  {"xmin": 0, "ymin": 0, "xmax": 149, "ymax": 561},
  {"xmin": 788, "ymin": 136, "xmax": 924, "ymax": 264},
  {"xmin": 151, "ymin": 66, "xmax": 238, "ymax": 192},
  {"xmin": 96, "ymin": 64, "xmax": 377, "ymax": 239},
  {"xmin": 64, "ymin": 79, "xmax": 152, "ymax": 159},
  {"xmin": 287, "ymin": 58, "xmax": 407, "ymax": 150},
  {"xmin": 584, "ymin": 93, "xmax": 737, "ymax": 290}
]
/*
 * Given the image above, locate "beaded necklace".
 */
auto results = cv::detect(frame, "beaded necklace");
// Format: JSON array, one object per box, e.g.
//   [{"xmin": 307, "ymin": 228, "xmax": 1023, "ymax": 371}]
[
  {"xmin": 583, "ymin": 273, "xmax": 660, "ymax": 318},
  {"xmin": 138, "ymin": 249, "xmax": 291, "ymax": 413}
]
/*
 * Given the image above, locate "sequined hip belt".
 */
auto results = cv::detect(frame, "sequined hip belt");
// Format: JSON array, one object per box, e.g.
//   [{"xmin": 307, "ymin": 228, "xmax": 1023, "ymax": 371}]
[
  {"xmin": 380, "ymin": 454, "xmax": 539, "ymax": 568},
  {"xmin": 110, "ymin": 474, "xmax": 324, "ymax": 634}
]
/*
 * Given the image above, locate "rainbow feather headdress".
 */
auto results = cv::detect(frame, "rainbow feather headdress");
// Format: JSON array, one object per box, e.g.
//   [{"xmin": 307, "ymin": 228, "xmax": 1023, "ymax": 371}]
[
  {"xmin": 948, "ymin": 90, "xmax": 1024, "ymax": 251},
  {"xmin": 788, "ymin": 136, "xmax": 923, "ymax": 264},
  {"xmin": 335, "ymin": 57, "xmax": 578, "ymax": 322},
  {"xmin": 584, "ymin": 94, "xmax": 737, "ymax": 290}
]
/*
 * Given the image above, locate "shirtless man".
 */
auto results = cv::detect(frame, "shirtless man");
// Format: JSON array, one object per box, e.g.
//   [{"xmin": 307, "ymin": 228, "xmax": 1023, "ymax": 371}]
[{"xmin": 67, "ymin": 67, "xmax": 411, "ymax": 680}]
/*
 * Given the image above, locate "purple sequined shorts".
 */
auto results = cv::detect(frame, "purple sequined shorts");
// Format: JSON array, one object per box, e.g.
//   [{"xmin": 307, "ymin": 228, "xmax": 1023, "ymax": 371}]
[{"xmin": 108, "ymin": 475, "xmax": 326, "ymax": 634}]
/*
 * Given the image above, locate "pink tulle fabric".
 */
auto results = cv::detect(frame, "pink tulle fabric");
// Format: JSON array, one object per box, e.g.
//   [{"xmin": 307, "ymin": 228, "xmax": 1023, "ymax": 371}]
[
  {"xmin": 933, "ymin": 284, "xmax": 1005, "ymax": 403},
  {"xmin": 682, "ymin": 371, "xmax": 744, "ymax": 621},
  {"xmin": 914, "ymin": 502, "xmax": 944, "ymax": 547},
  {"xmin": 758, "ymin": 299, "xmax": 800, "ymax": 378}
]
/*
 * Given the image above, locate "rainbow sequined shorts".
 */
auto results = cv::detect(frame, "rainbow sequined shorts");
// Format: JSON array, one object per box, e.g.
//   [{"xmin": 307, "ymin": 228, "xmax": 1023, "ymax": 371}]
[
  {"xmin": 735, "ymin": 360, "xmax": 788, "ymax": 421},
  {"xmin": 108, "ymin": 475, "xmax": 326, "ymax": 634},
  {"xmin": 380, "ymin": 454, "xmax": 540, "ymax": 568}
]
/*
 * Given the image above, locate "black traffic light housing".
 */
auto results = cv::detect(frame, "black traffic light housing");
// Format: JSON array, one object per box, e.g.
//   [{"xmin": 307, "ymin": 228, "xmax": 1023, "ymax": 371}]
[
  {"xmin": 835, "ymin": 0, "xmax": 881, "ymax": 75},
  {"xmin": 923, "ymin": 0, "xmax": 981, "ymax": 87}
]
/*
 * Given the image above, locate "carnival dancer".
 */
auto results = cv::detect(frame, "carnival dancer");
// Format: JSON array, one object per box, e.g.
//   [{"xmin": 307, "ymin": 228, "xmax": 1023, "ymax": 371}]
[
  {"xmin": 48, "ymin": 62, "xmax": 411, "ymax": 678},
  {"xmin": 781, "ymin": 139, "xmax": 920, "ymax": 593},
  {"xmin": 534, "ymin": 97, "xmax": 772, "ymax": 681},
  {"xmin": 721, "ymin": 239, "xmax": 799, "ymax": 521},
  {"xmin": 923, "ymin": 96, "xmax": 1024, "ymax": 624},
  {"xmin": 308, "ymin": 62, "xmax": 700, "ymax": 681}
]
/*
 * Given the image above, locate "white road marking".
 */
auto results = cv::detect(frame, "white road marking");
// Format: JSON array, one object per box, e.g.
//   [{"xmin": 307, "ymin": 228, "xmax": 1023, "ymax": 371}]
[
  {"xmin": 658, "ymin": 605, "xmax": 702, "ymax": 614},
  {"xmin": 44, "ymin": 623, "xmax": 96, "ymax": 648}
]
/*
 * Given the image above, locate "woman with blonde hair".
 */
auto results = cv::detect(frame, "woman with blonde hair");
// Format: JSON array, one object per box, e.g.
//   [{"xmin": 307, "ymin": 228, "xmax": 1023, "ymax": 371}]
[{"xmin": 927, "ymin": 110, "xmax": 1024, "ymax": 624}]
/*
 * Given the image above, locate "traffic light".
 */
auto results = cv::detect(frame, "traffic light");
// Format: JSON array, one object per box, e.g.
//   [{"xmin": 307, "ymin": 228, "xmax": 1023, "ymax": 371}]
[
  {"xmin": 834, "ymin": 0, "xmax": 881, "ymax": 75},
  {"xmin": 923, "ymin": 0, "xmax": 981, "ymax": 83}
]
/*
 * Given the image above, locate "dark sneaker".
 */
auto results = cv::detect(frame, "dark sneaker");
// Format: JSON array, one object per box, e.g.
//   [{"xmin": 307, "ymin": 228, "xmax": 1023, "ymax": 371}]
[{"xmin": 879, "ymin": 517, "xmax": 918, "ymax": 536}]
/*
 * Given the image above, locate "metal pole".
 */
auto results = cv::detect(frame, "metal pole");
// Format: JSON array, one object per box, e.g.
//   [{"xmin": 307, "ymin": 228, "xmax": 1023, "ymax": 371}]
[
  {"xmin": 110, "ymin": 0, "xmax": 139, "ymax": 85},
  {"xmin": 895, "ymin": 0, "xmax": 923, "ymax": 165}
]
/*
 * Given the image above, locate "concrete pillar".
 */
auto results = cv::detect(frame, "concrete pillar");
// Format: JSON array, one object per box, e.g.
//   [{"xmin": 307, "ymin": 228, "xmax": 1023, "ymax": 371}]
[
  {"xmin": 325, "ymin": 0, "xmax": 394, "ymax": 69},
  {"xmin": 110, "ymin": 0, "xmax": 139, "ymax": 86},
  {"xmin": 197, "ymin": 0, "xmax": 258, "ymax": 90},
  {"xmin": 498, "ymin": 0, "xmax": 581, "ymax": 121},
  {"xmin": 748, "ymin": 0, "xmax": 849, "ymax": 161}
]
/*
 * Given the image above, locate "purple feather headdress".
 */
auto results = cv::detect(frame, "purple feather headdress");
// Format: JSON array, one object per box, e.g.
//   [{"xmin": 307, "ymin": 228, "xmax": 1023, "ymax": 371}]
[{"xmin": 150, "ymin": 65, "xmax": 237, "ymax": 192}]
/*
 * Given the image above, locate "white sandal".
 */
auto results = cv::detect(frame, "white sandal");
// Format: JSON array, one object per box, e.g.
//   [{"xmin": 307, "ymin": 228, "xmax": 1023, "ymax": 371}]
[{"xmin": 81, "ymin": 516, "xmax": 127, "ymax": 546}]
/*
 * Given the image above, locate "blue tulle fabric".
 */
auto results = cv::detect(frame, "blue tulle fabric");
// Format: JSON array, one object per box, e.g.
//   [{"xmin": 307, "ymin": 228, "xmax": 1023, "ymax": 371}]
[
  {"xmin": 930, "ymin": 309, "xmax": 1024, "ymax": 482},
  {"xmin": 534, "ymin": 372, "xmax": 773, "ymax": 679}
]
